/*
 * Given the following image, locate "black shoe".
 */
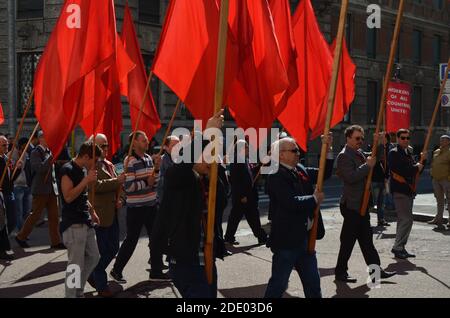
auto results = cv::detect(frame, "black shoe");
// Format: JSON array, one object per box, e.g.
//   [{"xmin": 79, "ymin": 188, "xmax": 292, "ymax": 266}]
[
  {"xmin": 15, "ymin": 236, "xmax": 30, "ymax": 248},
  {"xmin": 257, "ymin": 235, "xmax": 267, "ymax": 245},
  {"xmin": 225, "ymin": 239, "xmax": 239, "ymax": 245},
  {"xmin": 223, "ymin": 250, "xmax": 233, "ymax": 257},
  {"xmin": 402, "ymin": 250, "xmax": 415, "ymax": 258},
  {"xmin": 87, "ymin": 276, "xmax": 97, "ymax": 289},
  {"xmin": 380, "ymin": 270, "xmax": 397, "ymax": 279},
  {"xmin": 0, "ymin": 251, "xmax": 14, "ymax": 261},
  {"xmin": 149, "ymin": 271, "xmax": 171, "ymax": 281},
  {"xmin": 377, "ymin": 220, "xmax": 390, "ymax": 226},
  {"xmin": 391, "ymin": 249, "xmax": 408, "ymax": 259},
  {"xmin": 110, "ymin": 270, "xmax": 127, "ymax": 284},
  {"xmin": 335, "ymin": 273, "xmax": 357, "ymax": 283},
  {"xmin": 51, "ymin": 243, "xmax": 66, "ymax": 250}
]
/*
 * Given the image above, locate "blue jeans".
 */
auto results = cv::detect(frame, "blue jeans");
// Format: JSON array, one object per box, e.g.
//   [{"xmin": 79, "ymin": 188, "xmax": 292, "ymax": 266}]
[
  {"xmin": 4, "ymin": 193, "xmax": 16, "ymax": 234},
  {"xmin": 372, "ymin": 182, "xmax": 385, "ymax": 222},
  {"xmin": 14, "ymin": 186, "xmax": 31, "ymax": 231},
  {"xmin": 265, "ymin": 239, "xmax": 322, "ymax": 298},
  {"xmin": 91, "ymin": 217, "xmax": 120, "ymax": 291},
  {"xmin": 169, "ymin": 263, "xmax": 217, "ymax": 298}
]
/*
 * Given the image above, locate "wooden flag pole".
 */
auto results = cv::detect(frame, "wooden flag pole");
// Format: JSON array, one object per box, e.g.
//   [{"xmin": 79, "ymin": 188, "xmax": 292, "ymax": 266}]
[
  {"xmin": 413, "ymin": 58, "xmax": 450, "ymax": 191},
  {"xmin": 0, "ymin": 89, "xmax": 34, "ymax": 189},
  {"xmin": 127, "ymin": 71, "xmax": 154, "ymax": 162},
  {"xmin": 360, "ymin": 0, "xmax": 405, "ymax": 216},
  {"xmin": 11, "ymin": 122, "xmax": 40, "ymax": 178},
  {"xmin": 307, "ymin": 0, "xmax": 349, "ymax": 254},
  {"xmin": 71, "ymin": 130, "xmax": 76, "ymax": 158},
  {"xmin": 157, "ymin": 99, "xmax": 181, "ymax": 157},
  {"xmin": 205, "ymin": 0, "xmax": 229, "ymax": 284}
]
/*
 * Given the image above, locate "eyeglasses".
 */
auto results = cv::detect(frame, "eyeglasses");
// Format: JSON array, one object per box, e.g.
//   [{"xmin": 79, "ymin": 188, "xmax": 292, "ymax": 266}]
[
  {"xmin": 355, "ymin": 136, "xmax": 365, "ymax": 141},
  {"xmin": 282, "ymin": 148, "xmax": 301, "ymax": 155},
  {"xmin": 400, "ymin": 136, "xmax": 410, "ymax": 141}
]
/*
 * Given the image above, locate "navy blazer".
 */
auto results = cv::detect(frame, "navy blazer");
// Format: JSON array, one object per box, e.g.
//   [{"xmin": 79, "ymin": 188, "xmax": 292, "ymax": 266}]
[{"xmin": 267, "ymin": 159, "xmax": 333, "ymax": 250}]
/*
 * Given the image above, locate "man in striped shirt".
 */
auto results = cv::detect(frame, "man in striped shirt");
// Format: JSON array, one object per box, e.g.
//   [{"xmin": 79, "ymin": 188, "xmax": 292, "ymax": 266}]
[{"xmin": 110, "ymin": 131, "xmax": 167, "ymax": 283}]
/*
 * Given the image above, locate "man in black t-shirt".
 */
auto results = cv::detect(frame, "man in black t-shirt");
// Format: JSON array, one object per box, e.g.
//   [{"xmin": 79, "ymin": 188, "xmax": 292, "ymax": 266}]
[{"xmin": 60, "ymin": 141, "xmax": 101, "ymax": 298}]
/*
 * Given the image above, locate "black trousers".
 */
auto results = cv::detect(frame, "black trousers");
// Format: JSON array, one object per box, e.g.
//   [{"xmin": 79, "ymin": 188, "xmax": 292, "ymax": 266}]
[
  {"xmin": 335, "ymin": 204, "xmax": 381, "ymax": 276},
  {"xmin": 149, "ymin": 206, "xmax": 167, "ymax": 273},
  {"xmin": 225, "ymin": 198, "xmax": 265, "ymax": 242},
  {"xmin": 113, "ymin": 205, "xmax": 156, "ymax": 274},
  {"xmin": 0, "ymin": 227, "xmax": 10, "ymax": 252}
]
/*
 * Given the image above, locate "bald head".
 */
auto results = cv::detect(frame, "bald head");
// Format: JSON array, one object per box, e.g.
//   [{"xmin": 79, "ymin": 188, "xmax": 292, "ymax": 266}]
[{"xmin": 92, "ymin": 134, "xmax": 108, "ymax": 159}]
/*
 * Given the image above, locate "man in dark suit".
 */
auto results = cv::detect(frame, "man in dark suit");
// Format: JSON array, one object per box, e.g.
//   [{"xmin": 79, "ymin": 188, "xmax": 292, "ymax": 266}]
[
  {"xmin": 16, "ymin": 131, "xmax": 64, "ymax": 249},
  {"xmin": 264, "ymin": 135, "xmax": 333, "ymax": 298},
  {"xmin": 389, "ymin": 129, "xmax": 425, "ymax": 259},
  {"xmin": 335, "ymin": 125, "xmax": 396, "ymax": 283},
  {"xmin": 224, "ymin": 140, "xmax": 267, "ymax": 245}
]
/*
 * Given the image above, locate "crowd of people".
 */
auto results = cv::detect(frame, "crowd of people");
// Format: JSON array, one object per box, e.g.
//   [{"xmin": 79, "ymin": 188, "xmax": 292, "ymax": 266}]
[{"xmin": 0, "ymin": 111, "xmax": 449, "ymax": 298}]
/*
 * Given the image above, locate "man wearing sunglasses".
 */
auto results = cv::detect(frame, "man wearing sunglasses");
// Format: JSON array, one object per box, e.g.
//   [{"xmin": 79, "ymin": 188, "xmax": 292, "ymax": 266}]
[
  {"xmin": 264, "ymin": 134, "xmax": 333, "ymax": 298},
  {"xmin": 335, "ymin": 125, "xmax": 396, "ymax": 283},
  {"xmin": 389, "ymin": 129, "xmax": 426, "ymax": 259}
]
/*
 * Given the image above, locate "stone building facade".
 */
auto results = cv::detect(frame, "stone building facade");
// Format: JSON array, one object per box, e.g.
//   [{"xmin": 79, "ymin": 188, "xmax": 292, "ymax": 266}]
[{"xmin": 0, "ymin": 0, "xmax": 448, "ymax": 163}]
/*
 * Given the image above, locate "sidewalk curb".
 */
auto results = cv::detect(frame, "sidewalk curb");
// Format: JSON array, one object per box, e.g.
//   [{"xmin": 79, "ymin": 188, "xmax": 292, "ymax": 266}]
[{"xmin": 384, "ymin": 209, "xmax": 448, "ymax": 223}]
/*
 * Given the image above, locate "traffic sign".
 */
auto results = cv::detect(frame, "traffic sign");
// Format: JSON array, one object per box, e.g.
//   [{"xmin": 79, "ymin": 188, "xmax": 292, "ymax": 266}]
[{"xmin": 440, "ymin": 63, "xmax": 450, "ymax": 81}]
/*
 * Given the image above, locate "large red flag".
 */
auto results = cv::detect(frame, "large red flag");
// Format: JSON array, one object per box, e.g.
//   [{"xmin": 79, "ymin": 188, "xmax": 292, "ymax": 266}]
[
  {"xmin": 225, "ymin": 0, "xmax": 289, "ymax": 129},
  {"xmin": 309, "ymin": 39, "xmax": 356, "ymax": 140},
  {"xmin": 34, "ymin": 0, "xmax": 119, "ymax": 157},
  {"xmin": 278, "ymin": 0, "xmax": 331, "ymax": 150},
  {"xmin": 152, "ymin": 0, "xmax": 220, "ymax": 123},
  {"xmin": 79, "ymin": 35, "xmax": 135, "ymax": 159},
  {"xmin": 121, "ymin": 4, "xmax": 161, "ymax": 140},
  {"xmin": 278, "ymin": 0, "xmax": 356, "ymax": 150},
  {"xmin": 0, "ymin": 102, "xmax": 4, "ymax": 125},
  {"xmin": 267, "ymin": 0, "xmax": 298, "ymax": 113},
  {"xmin": 153, "ymin": 0, "xmax": 288, "ymax": 129}
]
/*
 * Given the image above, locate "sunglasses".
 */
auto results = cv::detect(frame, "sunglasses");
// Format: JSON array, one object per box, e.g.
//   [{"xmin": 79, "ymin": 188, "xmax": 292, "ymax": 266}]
[
  {"xmin": 355, "ymin": 136, "xmax": 365, "ymax": 142},
  {"xmin": 400, "ymin": 136, "xmax": 410, "ymax": 141},
  {"xmin": 99, "ymin": 144, "xmax": 109, "ymax": 149},
  {"xmin": 282, "ymin": 148, "xmax": 301, "ymax": 155}
]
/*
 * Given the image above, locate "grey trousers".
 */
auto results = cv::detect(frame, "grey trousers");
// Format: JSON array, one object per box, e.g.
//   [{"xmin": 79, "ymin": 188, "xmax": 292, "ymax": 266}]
[
  {"xmin": 392, "ymin": 193, "xmax": 414, "ymax": 252},
  {"xmin": 432, "ymin": 180, "xmax": 449, "ymax": 223},
  {"xmin": 63, "ymin": 224, "xmax": 100, "ymax": 298}
]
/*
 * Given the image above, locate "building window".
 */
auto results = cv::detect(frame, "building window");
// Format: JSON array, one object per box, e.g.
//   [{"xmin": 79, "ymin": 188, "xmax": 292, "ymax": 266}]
[
  {"xmin": 139, "ymin": 0, "xmax": 160, "ymax": 24},
  {"xmin": 366, "ymin": 28, "xmax": 377, "ymax": 59},
  {"xmin": 367, "ymin": 81, "xmax": 379, "ymax": 125},
  {"xmin": 433, "ymin": 0, "xmax": 443, "ymax": 10},
  {"xmin": 345, "ymin": 13, "xmax": 352, "ymax": 53},
  {"xmin": 412, "ymin": 30, "xmax": 422, "ymax": 65},
  {"xmin": 289, "ymin": 0, "xmax": 299, "ymax": 13},
  {"xmin": 17, "ymin": 52, "xmax": 41, "ymax": 117},
  {"xmin": 443, "ymin": 108, "xmax": 450, "ymax": 127},
  {"xmin": 412, "ymin": 86, "xmax": 422, "ymax": 126},
  {"xmin": 180, "ymin": 103, "xmax": 194, "ymax": 121},
  {"xmin": 343, "ymin": 104, "xmax": 352, "ymax": 123},
  {"xmin": 143, "ymin": 54, "xmax": 160, "ymax": 113},
  {"xmin": 17, "ymin": 0, "xmax": 44, "ymax": 19},
  {"xmin": 432, "ymin": 35, "xmax": 442, "ymax": 66}
]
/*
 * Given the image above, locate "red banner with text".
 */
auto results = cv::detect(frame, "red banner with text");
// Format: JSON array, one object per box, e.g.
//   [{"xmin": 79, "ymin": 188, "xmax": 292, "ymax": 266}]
[{"xmin": 386, "ymin": 81, "xmax": 412, "ymax": 133}]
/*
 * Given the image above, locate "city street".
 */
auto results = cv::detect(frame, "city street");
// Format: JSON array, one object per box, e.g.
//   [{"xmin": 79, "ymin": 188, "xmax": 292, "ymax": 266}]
[{"xmin": 0, "ymin": 171, "xmax": 448, "ymax": 298}]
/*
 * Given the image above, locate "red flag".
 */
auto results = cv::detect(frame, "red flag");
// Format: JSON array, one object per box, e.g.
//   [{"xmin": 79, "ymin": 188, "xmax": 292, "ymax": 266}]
[
  {"xmin": 34, "ymin": 0, "xmax": 119, "ymax": 157},
  {"xmin": 309, "ymin": 39, "xmax": 356, "ymax": 140},
  {"xmin": 278, "ymin": 0, "xmax": 356, "ymax": 150},
  {"xmin": 0, "ymin": 102, "xmax": 4, "ymax": 125},
  {"xmin": 121, "ymin": 4, "xmax": 161, "ymax": 140},
  {"xmin": 153, "ymin": 0, "xmax": 288, "ymax": 129},
  {"xmin": 225, "ymin": 0, "xmax": 289, "ymax": 129},
  {"xmin": 386, "ymin": 81, "xmax": 411, "ymax": 133},
  {"xmin": 152, "ymin": 0, "xmax": 220, "ymax": 123},
  {"xmin": 79, "ymin": 35, "xmax": 135, "ymax": 159},
  {"xmin": 267, "ymin": 0, "xmax": 298, "ymax": 114},
  {"xmin": 278, "ymin": 0, "xmax": 331, "ymax": 150}
]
